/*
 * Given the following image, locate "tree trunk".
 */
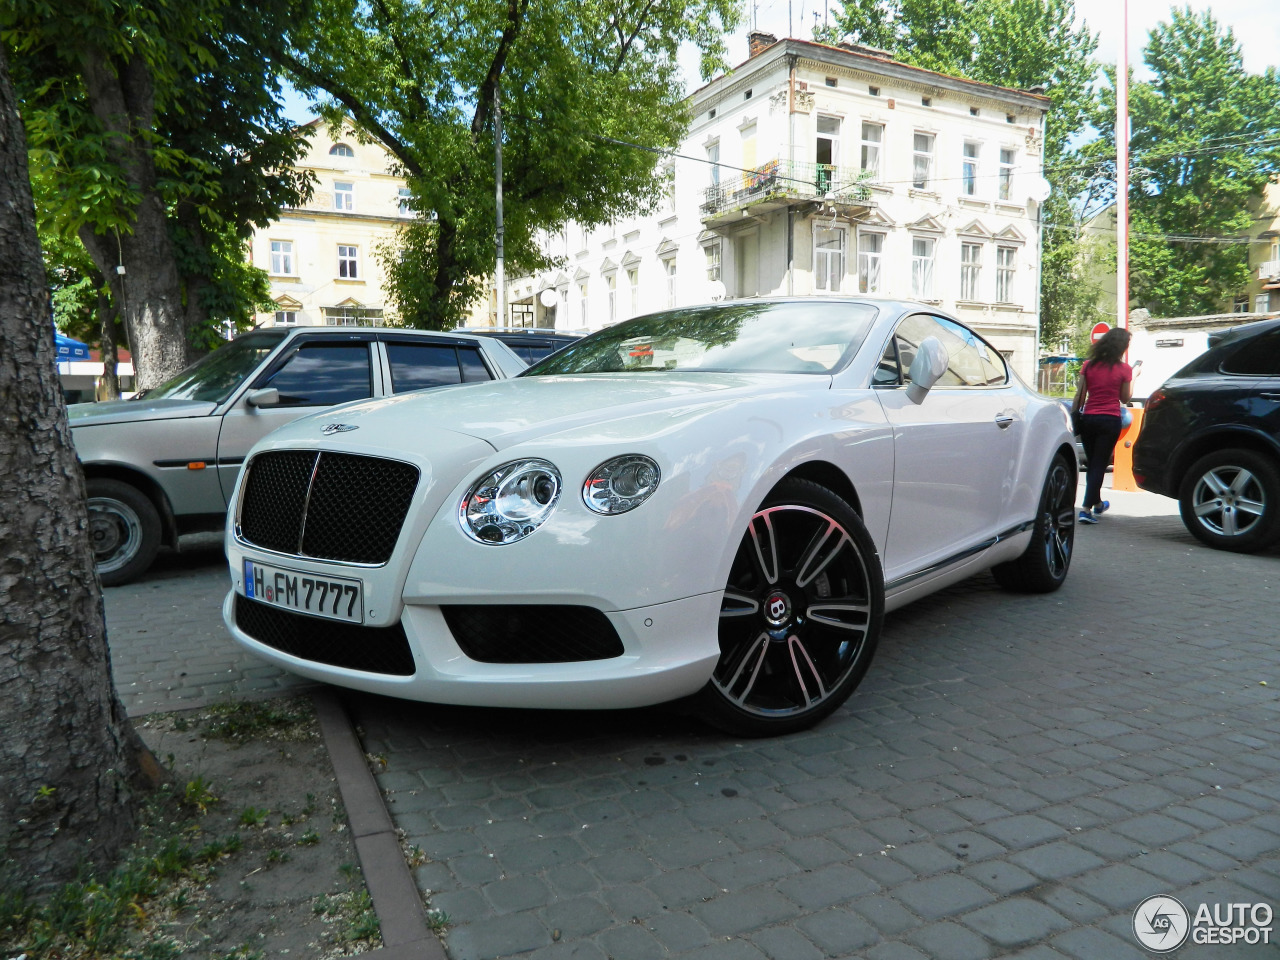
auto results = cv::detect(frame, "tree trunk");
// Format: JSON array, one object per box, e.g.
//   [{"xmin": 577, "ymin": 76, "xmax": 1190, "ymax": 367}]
[
  {"xmin": 0, "ymin": 46, "xmax": 158, "ymax": 894},
  {"xmin": 97, "ymin": 286, "xmax": 121, "ymax": 401},
  {"xmin": 76, "ymin": 47, "xmax": 189, "ymax": 391}
]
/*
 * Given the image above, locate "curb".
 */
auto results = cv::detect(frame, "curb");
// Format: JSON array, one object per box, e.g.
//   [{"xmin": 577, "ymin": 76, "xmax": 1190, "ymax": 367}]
[{"xmin": 312, "ymin": 689, "xmax": 446, "ymax": 960}]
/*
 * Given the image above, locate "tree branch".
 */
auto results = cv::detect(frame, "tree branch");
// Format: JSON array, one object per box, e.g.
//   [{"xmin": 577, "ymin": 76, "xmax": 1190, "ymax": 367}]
[
  {"xmin": 368, "ymin": 0, "xmax": 431, "ymax": 121},
  {"xmin": 471, "ymin": 0, "xmax": 529, "ymax": 136},
  {"xmin": 611, "ymin": 0, "xmax": 662, "ymax": 74},
  {"xmin": 278, "ymin": 50, "xmax": 424, "ymax": 179}
]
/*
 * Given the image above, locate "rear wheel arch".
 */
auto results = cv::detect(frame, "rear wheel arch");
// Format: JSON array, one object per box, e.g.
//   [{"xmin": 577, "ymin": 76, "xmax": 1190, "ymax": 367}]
[{"xmin": 1170, "ymin": 430, "xmax": 1280, "ymax": 493}]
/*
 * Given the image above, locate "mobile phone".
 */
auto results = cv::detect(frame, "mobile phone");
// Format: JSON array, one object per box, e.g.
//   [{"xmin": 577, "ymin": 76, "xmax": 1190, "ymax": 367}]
[{"xmin": 1132, "ymin": 359, "xmax": 1143, "ymax": 369}]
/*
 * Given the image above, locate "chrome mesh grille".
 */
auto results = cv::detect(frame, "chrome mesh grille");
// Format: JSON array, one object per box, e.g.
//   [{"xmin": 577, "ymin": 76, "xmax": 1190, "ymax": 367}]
[{"xmin": 238, "ymin": 450, "xmax": 419, "ymax": 564}]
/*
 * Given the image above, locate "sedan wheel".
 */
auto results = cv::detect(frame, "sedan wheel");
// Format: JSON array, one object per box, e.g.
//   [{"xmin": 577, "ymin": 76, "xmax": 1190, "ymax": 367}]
[
  {"xmin": 1178, "ymin": 449, "xmax": 1280, "ymax": 553},
  {"xmin": 699, "ymin": 478, "xmax": 884, "ymax": 737},
  {"xmin": 86, "ymin": 478, "xmax": 162, "ymax": 586}
]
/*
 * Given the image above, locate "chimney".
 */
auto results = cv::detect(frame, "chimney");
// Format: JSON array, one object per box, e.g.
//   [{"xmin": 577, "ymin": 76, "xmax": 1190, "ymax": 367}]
[{"xmin": 748, "ymin": 31, "xmax": 778, "ymax": 58}]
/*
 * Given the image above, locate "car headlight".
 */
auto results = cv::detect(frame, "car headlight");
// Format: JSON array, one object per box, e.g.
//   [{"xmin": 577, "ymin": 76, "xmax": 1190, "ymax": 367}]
[
  {"xmin": 459, "ymin": 459, "xmax": 562, "ymax": 544},
  {"xmin": 583, "ymin": 455, "xmax": 661, "ymax": 515}
]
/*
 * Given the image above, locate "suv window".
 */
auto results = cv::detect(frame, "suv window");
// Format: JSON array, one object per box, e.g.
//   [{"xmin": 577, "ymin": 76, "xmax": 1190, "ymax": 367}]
[
  {"xmin": 386, "ymin": 343, "xmax": 493, "ymax": 391},
  {"xmin": 895, "ymin": 314, "xmax": 1007, "ymax": 387},
  {"xmin": 263, "ymin": 342, "xmax": 373, "ymax": 405},
  {"xmin": 1222, "ymin": 330, "xmax": 1280, "ymax": 376}
]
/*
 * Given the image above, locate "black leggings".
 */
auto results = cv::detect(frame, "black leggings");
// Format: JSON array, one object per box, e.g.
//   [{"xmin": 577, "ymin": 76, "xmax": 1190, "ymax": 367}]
[{"xmin": 1078, "ymin": 413, "xmax": 1122, "ymax": 510}]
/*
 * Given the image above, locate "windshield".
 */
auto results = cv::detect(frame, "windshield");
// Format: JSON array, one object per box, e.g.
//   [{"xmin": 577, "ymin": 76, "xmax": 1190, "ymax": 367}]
[
  {"xmin": 523, "ymin": 301, "xmax": 879, "ymax": 377},
  {"xmin": 142, "ymin": 331, "xmax": 289, "ymax": 403}
]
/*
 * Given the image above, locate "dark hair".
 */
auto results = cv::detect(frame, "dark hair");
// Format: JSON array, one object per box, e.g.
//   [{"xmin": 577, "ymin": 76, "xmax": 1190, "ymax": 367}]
[{"xmin": 1087, "ymin": 327, "xmax": 1132, "ymax": 365}]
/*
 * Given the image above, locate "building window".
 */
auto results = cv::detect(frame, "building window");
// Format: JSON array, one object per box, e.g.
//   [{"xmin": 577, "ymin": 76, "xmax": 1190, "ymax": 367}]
[
  {"xmin": 816, "ymin": 115, "xmax": 841, "ymax": 176},
  {"xmin": 740, "ymin": 122, "xmax": 757, "ymax": 172},
  {"xmin": 274, "ymin": 310, "xmax": 297, "ymax": 325},
  {"xmin": 744, "ymin": 88, "xmax": 752, "ymax": 100},
  {"xmin": 322, "ymin": 305, "xmax": 384, "ymax": 326},
  {"xmin": 869, "ymin": 85, "xmax": 880, "ymax": 96},
  {"xmin": 857, "ymin": 232, "xmax": 883, "ymax": 294},
  {"xmin": 606, "ymin": 272, "xmax": 617, "ymax": 323},
  {"xmin": 960, "ymin": 242, "xmax": 983, "ymax": 300},
  {"xmin": 628, "ymin": 268, "xmax": 639, "ymax": 315},
  {"xmin": 329, "ymin": 143, "xmax": 354, "ymax": 157},
  {"xmin": 1233, "ymin": 296, "xmax": 1249, "ymax": 313},
  {"xmin": 969, "ymin": 107, "xmax": 979, "ymax": 117},
  {"xmin": 814, "ymin": 225, "xmax": 846, "ymax": 293},
  {"xmin": 997, "ymin": 246, "xmax": 1016, "ymax": 302},
  {"xmin": 665, "ymin": 260, "xmax": 677, "ymax": 308},
  {"xmin": 1006, "ymin": 113, "xmax": 1016, "ymax": 123},
  {"xmin": 708, "ymin": 107, "xmax": 717, "ymax": 119},
  {"xmin": 704, "ymin": 243, "xmax": 721, "ymax": 282},
  {"xmin": 921, "ymin": 96, "xmax": 932, "ymax": 107},
  {"xmin": 912, "ymin": 133, "xmax": 934, "ymax": 190},
  {"xmin": 999, "ymin": 149, "xmax": 1016, "ymax": 201},
  {"xmin": 1257, "ymin": 293, "xmax": 1272, "ymax": 314},
  {"xmin": 338, "ymin": 245, "xmax": 359, "ymax": 279},
  {"xmin": 962, "ymin": 142, "xmax": 980, "ymax": 196},
  {"xmin": 911, "ymin": 236, "xmax": 935, "ymax": 298},
  {"xmin": 398, "ymin": 187, "xmax": 413, "ymax": 216},
  {"xmin": 825, "ymin": 77, "xmax": 838, "ymax": 87},
  {"xmin": 707, "ymin": 140, "xmax": 720, "ymax": 187},
  {"xmin": 334, "ymin": 181, "xmax": 354, "ymax": 211},
  {"xmin": 269, "ymin": 240, "xmax": 294, "ymax": 275},
  {"xmin": 860, "ymin": 122, "xmax": 883, "ymax": 180},
  {"xmin": 579, "ymin": 282, "xmax": 588, "ymax": 325}
]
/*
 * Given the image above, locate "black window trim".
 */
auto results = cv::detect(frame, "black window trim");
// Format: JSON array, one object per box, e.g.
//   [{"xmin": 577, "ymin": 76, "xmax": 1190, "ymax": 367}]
[
  {"xmin": 380, "ymin": 336, "xmax": 497, "ymax": 390},
  {"xmin": 248, "ymin": 333, "xmax": 377, "ymax": 405},
  {"xmin": 873, "ymin": 312, "xmax": 1010, "ymax": 390}
]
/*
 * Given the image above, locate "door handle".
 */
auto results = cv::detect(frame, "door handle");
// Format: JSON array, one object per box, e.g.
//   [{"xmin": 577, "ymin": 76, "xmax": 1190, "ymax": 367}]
[{"xmin": 995, "ymin": 415, "xmax": 1015, "ymax": 429}]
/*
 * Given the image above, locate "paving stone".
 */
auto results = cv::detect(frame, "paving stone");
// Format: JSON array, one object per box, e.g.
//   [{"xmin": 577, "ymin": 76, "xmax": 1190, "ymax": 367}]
[
  {"xmin": 793, "ymin": 907, "xmax": 880, "ymax": 955},
  {"xmin": 894, "ymin": 875, "xmax": 996, "ymax": 920},
  {"xmin": 596, "ymin": 923, "xmax": 665, "ymax": 959},
  {"xmin": 961, "ymin": 898, "xmax": 1072, "ymax": 947},
  {"xmin": 646, "ymin": 912, "xmax": 713, "ymax": 953},
  {"xmin": 977, "ymin": 815, "xmax": 1064, "ymax": 851},
  {"xmin": 446, "ymin": 913, "xmax": 549, "ymax": 959},
  {"xmin": 692, "ymin": 888, "xmax": 802, "ymax": 936},
  {"xmin": 775, "ymin": 863, "xmax": 879, "ymax": 910},
  {"xmin": 906, "ymin": 920, "xmax": 996, "ymax": 960},
  {"xmin": 539, "ymin": 897, "xmax": 615, "ymax": 938},
  {"xmin": 747, "ymin": 925, "xmax": 824, "ymax": 960},
  {"xmin": 963, "ymin": 859, "xmax": 1040, "ymax": 896}
]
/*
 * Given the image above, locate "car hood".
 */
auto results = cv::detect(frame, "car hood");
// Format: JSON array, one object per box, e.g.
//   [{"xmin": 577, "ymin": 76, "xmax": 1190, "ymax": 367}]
[
  {"xmin": 289, "ymin": 373, "xmax": 831, "ymax": 452},
  {"xmin": 68, "ymin": 398, "xmax": 218, "ymax": 427}
]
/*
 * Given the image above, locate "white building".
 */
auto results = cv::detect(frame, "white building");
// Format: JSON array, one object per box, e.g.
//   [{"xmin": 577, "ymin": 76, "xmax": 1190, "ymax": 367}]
[{"xmin": 508, "ymin": 34, "xmax": 1051, "ymax": 380}]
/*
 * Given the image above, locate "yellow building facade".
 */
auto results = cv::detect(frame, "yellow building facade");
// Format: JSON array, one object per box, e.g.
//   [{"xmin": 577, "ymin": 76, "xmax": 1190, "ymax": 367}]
[{"xmin": 249, "ymin": 119, "xmax": 411, "ymax": 328}]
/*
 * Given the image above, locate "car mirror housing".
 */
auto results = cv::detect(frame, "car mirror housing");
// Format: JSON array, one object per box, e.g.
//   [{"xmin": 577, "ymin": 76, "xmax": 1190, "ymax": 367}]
[
  {"xmin": 906, "ymin": 337, "xmax": 948, "ymax": 404},
  {"xmin": 246, "ymin": 387, "xmax": 280, "ymax": 408}
]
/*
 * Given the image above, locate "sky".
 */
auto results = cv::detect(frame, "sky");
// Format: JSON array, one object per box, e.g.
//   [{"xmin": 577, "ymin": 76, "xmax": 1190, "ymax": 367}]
[{"xmin": 280, "ymin": 1, "xmax": 1279, "ymax": 123}]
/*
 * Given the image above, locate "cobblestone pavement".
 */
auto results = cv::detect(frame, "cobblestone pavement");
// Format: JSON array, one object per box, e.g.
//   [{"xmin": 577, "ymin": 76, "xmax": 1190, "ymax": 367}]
[{"xmin": 106, "ymin": 492, "xmax": 1280, "ymax": 958}]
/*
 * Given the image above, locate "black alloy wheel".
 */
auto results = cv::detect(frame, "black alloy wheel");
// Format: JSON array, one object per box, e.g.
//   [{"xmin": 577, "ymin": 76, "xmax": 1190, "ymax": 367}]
[
  {"xmin": 993, "ymin": 454, "xmax": 1076, "ymax": 593},
  {"xmin": 1178, "ymin": 448, "xmax": 1280, "ymax": 553},
  {"xmin": 700, "ymin": 478, "xmax": 884, "ymax": 737}
]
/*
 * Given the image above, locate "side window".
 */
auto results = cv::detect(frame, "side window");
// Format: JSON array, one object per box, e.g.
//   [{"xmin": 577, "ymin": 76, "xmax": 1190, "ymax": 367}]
[
  {"xmin": 894, "ymin": 315, "xmax": 1007, "ymax": 387},
  {"xmin": 872, "ymin": 338, "xmax": 900, "ymax": 385},
  {"xmin": 262, "ymin": 342, "xmax": 372, "ymax": 406},
  {"xmin": 1222, "ymin": 330, "xmax": 1280, "ymax": 376},
  {"xmin": 458, "ymin": 346, "xmax": 492, "ymax": 382},
  {"xmin": 386, "ymin": 343, "xmax": 464, "ymax": 392}
]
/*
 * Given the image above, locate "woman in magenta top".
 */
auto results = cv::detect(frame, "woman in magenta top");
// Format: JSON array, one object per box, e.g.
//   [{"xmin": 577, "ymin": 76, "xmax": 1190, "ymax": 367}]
[{"xmin": 1071, "ymin": 327, "xmax": 1133, "ymax": 523}]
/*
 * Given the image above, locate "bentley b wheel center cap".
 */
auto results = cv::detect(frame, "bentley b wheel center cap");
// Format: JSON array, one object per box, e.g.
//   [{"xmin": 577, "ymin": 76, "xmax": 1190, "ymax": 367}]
[{"xmin": 764, "ymin": 590, "xmax": 793, "ymax": 627}]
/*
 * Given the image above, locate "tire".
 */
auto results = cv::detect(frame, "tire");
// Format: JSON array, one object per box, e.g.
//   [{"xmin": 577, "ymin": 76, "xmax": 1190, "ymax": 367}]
[
  {"xmin": 1178, "ymin": 448, "xmax": 1280, "ymax": 554},
  {"xmin": 86, "ymin": 478, "xmax": 162, "ymax": 586},
  {"xmin": 697, "ymin": 478, "xmax": 885, "ymax": 737},
  {"xmin": 992, "ymin": 454, "xmax": 1077, "ymax": 593}
]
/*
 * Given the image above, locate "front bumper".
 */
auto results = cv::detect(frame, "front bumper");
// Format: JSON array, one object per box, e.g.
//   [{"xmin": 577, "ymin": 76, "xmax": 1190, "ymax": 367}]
[{"xmin": 222, "ymin": 586, "xmax": 722, "ymax": 710}]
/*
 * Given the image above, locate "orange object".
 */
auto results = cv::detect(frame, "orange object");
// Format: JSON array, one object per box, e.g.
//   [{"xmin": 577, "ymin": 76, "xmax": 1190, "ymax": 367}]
[
  {"xmin": 187, "ymin": 461, "xmax": 207, "ymax": 470},
  {"xmin": 1110, "ymin": 407, "xmax": 1144, "ymax": 491}
]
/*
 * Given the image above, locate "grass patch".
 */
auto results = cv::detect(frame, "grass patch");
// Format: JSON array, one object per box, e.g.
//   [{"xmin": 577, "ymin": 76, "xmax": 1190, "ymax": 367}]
[{"xmin": 199, "ymin": 698, "xmax": 313, "ymax": 743}]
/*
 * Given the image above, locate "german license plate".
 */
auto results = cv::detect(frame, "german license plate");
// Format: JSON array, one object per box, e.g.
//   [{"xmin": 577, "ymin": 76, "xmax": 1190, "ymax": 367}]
[{"xmin": 242, "ymin": 559, "xmax": 363, "ymax": 624}]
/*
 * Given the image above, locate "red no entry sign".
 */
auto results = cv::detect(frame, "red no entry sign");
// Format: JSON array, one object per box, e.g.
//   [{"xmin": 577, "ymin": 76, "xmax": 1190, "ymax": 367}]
[{"xmin": 1091, "ymin": 322, "xmax": 1111, "ymax": 343}]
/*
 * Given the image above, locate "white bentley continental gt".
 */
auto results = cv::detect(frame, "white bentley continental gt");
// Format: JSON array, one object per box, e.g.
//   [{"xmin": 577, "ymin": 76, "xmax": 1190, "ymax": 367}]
[{"xmin": 222, "ymin": 299, "xmax": 1077, "ymax": 736}]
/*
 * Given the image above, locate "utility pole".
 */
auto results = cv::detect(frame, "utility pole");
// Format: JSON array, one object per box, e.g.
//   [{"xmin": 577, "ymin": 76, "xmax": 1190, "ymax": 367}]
[
  {"xmin": 494, "ymin": 85, "xmax": 505, "ymax": 328},
  {"xmin": 1116, "ymin": 0, "xmax": 1130, "ymax": 330}
]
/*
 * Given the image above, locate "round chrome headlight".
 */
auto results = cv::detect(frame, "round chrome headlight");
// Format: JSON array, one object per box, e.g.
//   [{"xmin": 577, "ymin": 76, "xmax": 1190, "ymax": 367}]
[
  {"xmin": 460, "ymin": 459, "xmax": 562, "ymax": 544},
  {"xmin": 582, "ymin": 455, "xmax": 661, "ymax": 515}
]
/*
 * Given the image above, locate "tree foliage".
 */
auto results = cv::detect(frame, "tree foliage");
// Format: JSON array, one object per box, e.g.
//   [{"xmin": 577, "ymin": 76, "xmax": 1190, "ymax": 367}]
[
  {"xmin": 283, "ymin": 0, "xmax": 741, "ymax": 329},
  {"xmin": 1086, "ymin": 7, "xmax": 1280, "ymax": 316},
  {"xmin": 819, "ymin": 0, "xmax": 1103, "ymax": 347},
  {"xmin": 3, "ymin": 0, "xmax": 312, "ymax": 387}
]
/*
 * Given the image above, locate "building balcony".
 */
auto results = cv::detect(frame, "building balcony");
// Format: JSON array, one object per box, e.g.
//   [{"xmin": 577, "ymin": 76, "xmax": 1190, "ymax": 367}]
[
  {"xmin": 700, "ymin": 159, "xmax": 873, "ymax": 230},
  {"xmin": 1258, "ymin": 259, "xmax": 1280, "ymax": 282}
]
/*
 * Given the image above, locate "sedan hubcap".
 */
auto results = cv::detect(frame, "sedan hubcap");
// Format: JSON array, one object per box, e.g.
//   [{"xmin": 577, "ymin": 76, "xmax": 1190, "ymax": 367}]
[
  {"xmin": 1192, "ymin": 466, "xmax": 1265, "ymax": 538},
  {"xmin": 86, "ymin": 498, "xmax": 143, "ymax": 572},
  {"xmin": 716, "ymin": 504, "xmax": 872, "ymax": 718}
]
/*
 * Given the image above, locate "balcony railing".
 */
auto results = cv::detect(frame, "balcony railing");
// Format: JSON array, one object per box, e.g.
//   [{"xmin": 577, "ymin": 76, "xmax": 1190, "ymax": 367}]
[
  {"xmin": 1258, "ymin": 259, "xmax": 1280, "ymax": 281},
  {"xmin": 701, "ymin": 159, "xmax": 873, "ymax": 218}
]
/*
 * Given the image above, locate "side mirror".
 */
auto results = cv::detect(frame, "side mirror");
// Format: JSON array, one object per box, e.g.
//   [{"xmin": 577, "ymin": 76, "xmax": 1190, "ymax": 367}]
[
  {"xmin": 246, "ymin": 387, "xmax": 280, "ymax": 408},
  {"xmin": 905, "ymin": 336, "xmax": 949, "ymax": 404}
]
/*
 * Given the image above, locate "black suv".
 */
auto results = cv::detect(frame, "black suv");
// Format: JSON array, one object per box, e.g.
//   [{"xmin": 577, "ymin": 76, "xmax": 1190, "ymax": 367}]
[
  {"xmin": 1133, "ymin": 317, "xmax": 1280, "ymax": 552},
  {"xmin": 463, "ymin": 328, "xmax": 581, "ymax": 365}
]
